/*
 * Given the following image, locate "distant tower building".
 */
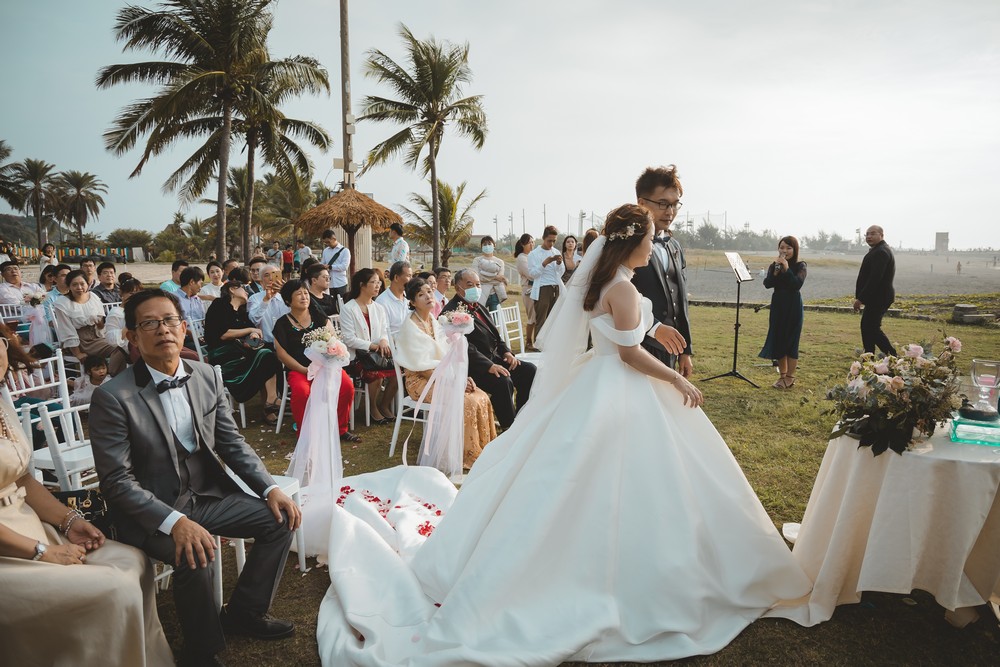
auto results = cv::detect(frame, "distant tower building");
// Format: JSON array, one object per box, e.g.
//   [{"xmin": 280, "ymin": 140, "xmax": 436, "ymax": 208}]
[{"xmin": 935, "ymin": 232, "xmax": 949, "ymax": 253}]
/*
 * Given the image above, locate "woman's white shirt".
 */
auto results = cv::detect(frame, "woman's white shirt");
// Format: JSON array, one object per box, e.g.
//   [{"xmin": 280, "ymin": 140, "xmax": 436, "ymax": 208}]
[
  {"xmin": 339, "ymin": 298, "xmax": 390, "ymax": 360},
  {"xmin": 52, "ymin": 293, "xmax": 104, "ymax": 348}
]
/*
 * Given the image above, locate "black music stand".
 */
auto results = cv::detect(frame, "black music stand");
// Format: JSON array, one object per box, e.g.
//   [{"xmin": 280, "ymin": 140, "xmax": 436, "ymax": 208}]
[{"xmin": 701, "ymin": 252, "xmax": 759, "ymax": 388}]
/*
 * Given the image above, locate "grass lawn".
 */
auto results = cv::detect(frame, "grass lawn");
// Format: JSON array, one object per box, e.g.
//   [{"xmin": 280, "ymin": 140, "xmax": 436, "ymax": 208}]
[{"xmin": 155, "ymin": 306, "xmax": 1000, "ymax": 665}]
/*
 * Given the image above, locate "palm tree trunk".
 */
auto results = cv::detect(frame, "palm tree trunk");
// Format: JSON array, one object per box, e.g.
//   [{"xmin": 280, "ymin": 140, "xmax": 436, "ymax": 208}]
[
  {"xmin": 346, "ymin": 226, "xmax": 358, "ymax": 277},
  {"xmin": 216, "ymin": 99, "xmax": 233, "ymax": 260},
  {"xmin": 242, "ymin": 133, "xmax": 257, "ymax": 262},
  {"xmin": 429, "ymin": 134, "xmax": 440, "ymax": 267}
]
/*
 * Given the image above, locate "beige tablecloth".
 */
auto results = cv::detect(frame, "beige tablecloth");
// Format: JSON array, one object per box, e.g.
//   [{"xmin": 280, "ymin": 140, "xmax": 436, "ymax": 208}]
[{"xmin": 788, "ymin": 424, "xmax": 1000, "ymax": 624}]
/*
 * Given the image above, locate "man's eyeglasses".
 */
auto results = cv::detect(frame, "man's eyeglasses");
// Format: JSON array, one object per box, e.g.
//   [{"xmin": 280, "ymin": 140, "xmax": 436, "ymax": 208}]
[
  {"xmin": 640, "ymin": 197, "xmax": 683, "ymax": 211},
  {"xmin": 135, "ymin": 316, "xmax": 184, "ymax": 331}
]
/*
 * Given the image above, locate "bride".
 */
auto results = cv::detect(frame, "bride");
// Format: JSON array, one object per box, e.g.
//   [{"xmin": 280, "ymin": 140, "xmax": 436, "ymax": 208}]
[{"xmin": 316, "ymin": 204, "xmax": 814, "ymax": 666}]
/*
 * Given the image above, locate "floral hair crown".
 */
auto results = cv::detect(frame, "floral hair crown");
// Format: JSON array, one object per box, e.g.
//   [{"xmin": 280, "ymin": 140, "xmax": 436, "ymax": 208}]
[{"xmin": 607, "ymin": 223, "xmax": 639, "ymax": 242}]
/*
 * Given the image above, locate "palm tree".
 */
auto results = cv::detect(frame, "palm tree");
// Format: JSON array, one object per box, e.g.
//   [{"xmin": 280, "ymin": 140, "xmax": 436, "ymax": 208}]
[
  {"xmin": 10, "ymin": 158, "xmax": 58, "ymax": 246},
  {"xmin": 233, "ymin": 54, "xmax": 331, "ymax": 260},
  {"xmin": 55, "ymin": 171, "xmax": 108, "ymax": 246},
  {"xmin": 257, "ymin": 168, "xmax": 315, "ymax": 243},
  {"xmin": 399, "ymin": 180, "xmax": 486, "ymax": 267},
  {"xmin": 97, "ymin": 0, "xmax": 274, "ymax": 260},
  {"xmin": 200, "ymin": 166, "xmax": 263, "ymax": 257},
  {"xmin": 0, "ymin": 140, "xmax": 23, "ymax": 211},
  {"xmin": 182, "ymin": 217, "xmax": 215, "ymax": 257},
  {"xmin": 359, "ymin": 23, "xmax": 488, "ymax": 267}
]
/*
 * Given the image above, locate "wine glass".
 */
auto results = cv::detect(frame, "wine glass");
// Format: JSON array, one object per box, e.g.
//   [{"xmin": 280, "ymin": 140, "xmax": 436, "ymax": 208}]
[{"xmin": 970, "ymin": 359, "xmax": 1000, "ymax": 419}]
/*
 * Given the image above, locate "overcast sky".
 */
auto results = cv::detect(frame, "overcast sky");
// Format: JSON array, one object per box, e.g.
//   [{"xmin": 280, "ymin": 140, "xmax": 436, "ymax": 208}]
[{"xmin": 2, "ymin": 0, "xmax": 998, "ymax": 250}]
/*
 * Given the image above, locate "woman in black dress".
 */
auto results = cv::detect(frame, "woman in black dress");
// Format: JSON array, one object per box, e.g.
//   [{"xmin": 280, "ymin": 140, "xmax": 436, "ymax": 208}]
[
  {"xmin": 304, "ymin": 263, "xmax": 339, "ymax": 317},
  {"xmin": 203, "ymin": 280, "xmax": 281, "ymax": 422},
  {"xmin": 758, "ymin": 236, "xmax": 806, "ymax": 389}
]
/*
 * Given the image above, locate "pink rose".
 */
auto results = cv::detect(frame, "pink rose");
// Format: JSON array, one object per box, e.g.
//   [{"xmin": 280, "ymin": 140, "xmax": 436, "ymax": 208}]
[
  {"xmin": 849, "ymin": 361, "xmax": 862, "ymax": 377},
  {"xmin": 874, "ymin": 361, "xmax": 890, "ymax": 375},
  {"xmin": 905, "ymin": 344, "xmax": 924, "ymax": 358},
  {"xmin": 890, "ymin": 376, "xmax": 905, "ymax": 392},
  {"xmin": 944, "ymin": 336, "xmax": 962, "ymax": 353}
]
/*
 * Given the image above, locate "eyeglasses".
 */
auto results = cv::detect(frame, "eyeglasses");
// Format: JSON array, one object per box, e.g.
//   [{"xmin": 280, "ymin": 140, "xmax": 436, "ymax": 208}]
[
  {"xmin": 640, "ymin": 197, "xmax": 683, "ymax": 211},
  {"xmin": 135, "ymin": 316, "xmax": 184, "ymax": 331}
]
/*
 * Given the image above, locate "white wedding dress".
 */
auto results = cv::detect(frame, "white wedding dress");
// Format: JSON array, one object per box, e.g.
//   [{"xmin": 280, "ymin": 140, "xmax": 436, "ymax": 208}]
[{"xmin": 316, "ymin": 261, "xmax": 813, "ymax": 666}]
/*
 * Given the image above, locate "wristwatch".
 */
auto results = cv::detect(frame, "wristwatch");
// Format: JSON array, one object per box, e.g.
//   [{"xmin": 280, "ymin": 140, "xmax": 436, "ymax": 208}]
[{"xmin": 31, "ymin": 541, "xmax": 47, "ymax": 561}]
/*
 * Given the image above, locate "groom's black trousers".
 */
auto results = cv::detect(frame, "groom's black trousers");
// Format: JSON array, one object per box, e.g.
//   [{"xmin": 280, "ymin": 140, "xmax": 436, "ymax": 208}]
[
  {"xmin": 472, "ymin": 361, "xmax": 536, "ymax": 429},
  {"xmin": 141, "ymin": 493, "xmax": 293, "ymax": 655}
]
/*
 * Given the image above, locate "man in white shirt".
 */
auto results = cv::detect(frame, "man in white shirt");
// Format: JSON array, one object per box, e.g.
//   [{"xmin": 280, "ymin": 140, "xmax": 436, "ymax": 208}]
[
  {"xmin": 0, "ymin": 261, "xmax": 44, "ymax": 304},
  {"xmin": 320, "ymin": 229, "xmax": 351, "ymax": 299},
  {"xmin": 247, "ymin": 265, "xmax": 289, "ymax": 344},
  {"xmin": 375, "ymin": 260, "xmax": 412, "ymax": 337},
  {"xmin": 526, "ymin": 225, "xmax": 565, "ymax": 332},
  {"xmin": 266, "ymin": 240, "xmax": 282, "ymax": 268},
  {"xmin": 388, "ymin": 222, "xmax": 410, "ymax": 265},
  {"xmin": 294, "ymin": 240, "xmax": 312, "ymax": 269},
  {"xmin": 90, "ymin": 289, "xmax": 301, "ymax": 664}
]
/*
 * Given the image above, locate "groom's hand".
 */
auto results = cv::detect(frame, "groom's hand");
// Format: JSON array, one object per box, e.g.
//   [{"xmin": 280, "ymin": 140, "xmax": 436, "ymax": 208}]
[
  {"xmin": 171, "ymin": 516, "xmax": 216, "ymax": 569},
  {"xmin": 653, "ymin": 325, "xmax": 686, "ymax": 356},
  {"xmin": 678, "ymin": 354, "xmax": 693, "ymax": 378}
]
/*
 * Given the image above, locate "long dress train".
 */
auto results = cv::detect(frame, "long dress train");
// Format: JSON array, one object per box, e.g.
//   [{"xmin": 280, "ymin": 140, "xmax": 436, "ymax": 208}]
[{"xmin": 315, "ymin": 265, "xmax": 814, "ymax": 666}]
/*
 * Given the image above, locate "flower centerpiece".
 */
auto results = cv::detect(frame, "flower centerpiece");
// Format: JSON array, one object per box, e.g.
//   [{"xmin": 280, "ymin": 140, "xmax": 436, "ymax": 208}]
[
  {"xmin": 826, "ymin": 337, "xmax": 963, "ymax": 455},
  {"xmin": 25, "ymin": 291, "xmax": 46, "ymax": 307},
  {"xmin": 302, "ymin": 326, "xmax": 349, "ymax": 363},
  {"xmin": 438, "ymin": 303, "xmax": 475, "ymax": 336}
]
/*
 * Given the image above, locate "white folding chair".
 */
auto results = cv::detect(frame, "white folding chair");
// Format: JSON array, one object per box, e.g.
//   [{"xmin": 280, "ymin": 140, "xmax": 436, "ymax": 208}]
[
  {"xmin": 1, "ymin": 348, "xmax": 73, "ymax": 411},
  {"xmin": 0, "ymin": 302, "xmax": 24, "ymax": 324},
  {"xmin": 102, "ymin": 301, "xmax": 122, "ymax": 315},
  {"xmin": 224, "ymin": 471, "xmax": 308, "ymax": 575},
  {"xmin": 275, "ymin": 371, "xmax": 291, "ymax": 434},
  {"xmin": 213, "ymin": 365, "xmax": 247, "ymax": 429},
  {"xmin": 48, "ymin": 316, "xmax": 82, "ymax": 378},
  {"xmin": 498, "ymin": 304, "xmax": 525, "ymax": 354},
  {"xmin": 185, "ymin": 317, "xmax": 208, "ymax": 363},
  {"xmin": 387, "ymin": 335, "xmax": 431, "ymax": 458},
  {"xmin": 33, "ymin": 404, "xmax": 97, "ymax": 491}
]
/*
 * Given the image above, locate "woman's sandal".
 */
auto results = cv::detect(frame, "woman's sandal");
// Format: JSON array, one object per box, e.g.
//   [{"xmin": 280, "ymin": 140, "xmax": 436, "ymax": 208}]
[
  {"xmin": 342, "ymin": 431, "xmax": 362, "ymax": 443},
  {"xmin": 773, "ymin": 374, "xmax": 787, "ymax": 389},
  {"xmin": 263, "ymin": 402, "xmax": 280, "ymax": 425},
  {"xmin": 783, "ymin": 375, "xmax": 796, "ymax": 389}
]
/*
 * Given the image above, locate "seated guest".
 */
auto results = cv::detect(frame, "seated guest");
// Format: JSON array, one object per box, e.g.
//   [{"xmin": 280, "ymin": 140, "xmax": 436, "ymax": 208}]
[
  {"xmin": 247, "ymin": 265, "xmax": 289, "ymax": 345},
  {"xmin": 228, "ymin": 265, "xmax": 251, "ymax": 286},
  {"xmin": 0, "ymin": 260, "xmax": 43, "ymax": 304},
  {"xmin": 304, "ymin": 263, "xmax": 338, "ymax": 317},
  {"xmin": 91, "ymin": 261, "xmax": 121, "ymax": 304},
  {"xmin": 200, "ymin": 261, "xmax": 225, "ymax": 300},
  {"xmin": 105, "ymin": 278, "xmax": 147, "ymax": 364},
  {"xmin": 78, "ymin": 257, "xmax": 99, "ymax": 288},
  {"xmin": 416, "ymin": 271, "xmax": 442, "ymax": 318},
  {"xmin": 38, "ymin": 264, "xmax": 58, "ymax": 293},
  {"xmin": 433, "ymin": 266, "xmax": 451, "ymax": 313},
  {"xmin": 340, "ymin": 268, "xmax": 397, "ymax": 423},
  {"xmin": 52, "ymin": 270, "xmax": 127, "ymax": 376},
  {"xmin": 89, "ymin": 289, "xmax": 300, "ymax": 665},
  {"xmin": 70, "ymin": 355, "xmax": 110, "ymax": 406},
  {"xmin": 246, "ymin": 257, "xmax": 266, "ymax": 295},
  {"xmin": 443, "ymin": 269, "xmax": 536, "ymax": 429},
  {"xmin": 374, "ymin": 260, "xmax": 412, "ymax": 337},
  {"xmin": 159, "ymin": 259, "xmax": 188, "ymax": 293},
  {"xmin": 177, "ymin": 266, "xmax": 207, "ymax": 323},
  {"xmin": 272, "ymin": 280, "xmax": 360, "ymax": 443},
  {"xmin": 221, "ymin": 258, "xmax": 240, "ymax": 281},
  {"xmin": 204, "ymin": 281, "xmax": 281, "ymax": 425},
  {"xmin": 395, "ymin": 277, "xmax": 496, "ymax": 468},
  {"xmin": 0, "ymin": 334, "xmax": 173, "ymax": 667}
]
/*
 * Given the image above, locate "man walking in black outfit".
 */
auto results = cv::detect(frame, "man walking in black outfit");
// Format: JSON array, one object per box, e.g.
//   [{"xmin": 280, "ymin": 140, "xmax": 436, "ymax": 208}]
[{"xmin": 854, "ymin": 225, "xmax": 897, "ymax": 356}]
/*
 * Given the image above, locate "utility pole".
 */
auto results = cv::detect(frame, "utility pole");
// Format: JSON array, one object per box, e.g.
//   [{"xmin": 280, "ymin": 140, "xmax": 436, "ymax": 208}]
[
  {"xmin": 522, "ymin": 209, "xmax": 525, "ymax": 234},
  {"xmin": 578, "ymin": 210, "xmax": 585, "ymax": 237},
  {"xmin": 508, "ymin": 212, "xmax": 514, "ymax": 251},
  {"xmin": 339, "ymin": 0, "xmax": 356, "ymax": 190},
  {"xmin": 543, "ymin": 204, "xmax": 546, "ymax": 227}
]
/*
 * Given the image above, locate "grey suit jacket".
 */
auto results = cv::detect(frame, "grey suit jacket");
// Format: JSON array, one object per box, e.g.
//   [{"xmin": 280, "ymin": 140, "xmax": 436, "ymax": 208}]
[
  {"xmin": 90, "ymin": 358, "xmax": 275, "ymax": 546},
  {"xmin": 632, "ymin": 236, "xmax": 693, "ymax": 357}
]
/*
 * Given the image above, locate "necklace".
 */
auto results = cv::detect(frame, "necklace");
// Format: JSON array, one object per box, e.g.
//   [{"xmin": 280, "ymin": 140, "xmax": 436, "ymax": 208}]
[
  {"xmin": 412, "ymin": 313, "xmax": 435, "ymax": 339},
  {"xmin": 288, "ymin": 311, "xmax": 313, "ymax": 330}
]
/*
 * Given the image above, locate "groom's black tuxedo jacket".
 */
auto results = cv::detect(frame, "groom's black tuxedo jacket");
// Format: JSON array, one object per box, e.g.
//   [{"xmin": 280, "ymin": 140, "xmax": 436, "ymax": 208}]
[
  {"xmin": 632, "ymin": 235, "xmax": 693, "ymax": 357},
  {"xmin": 442, "ymin": 295, "xmax": 511, "ymax": 376},
  {"xmin": 855, "ymin": 240, "xmax": 895, "ymax": 308}
]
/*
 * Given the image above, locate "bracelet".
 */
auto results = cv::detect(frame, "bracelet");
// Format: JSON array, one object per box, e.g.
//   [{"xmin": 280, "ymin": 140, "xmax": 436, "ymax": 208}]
[
  {"xmin": 58, "ymin": 508, "xmax": 75, "ymax": 533},
  {"xmin": 61, "ymin": 509, "xmax": 84, "ymax": 536}
]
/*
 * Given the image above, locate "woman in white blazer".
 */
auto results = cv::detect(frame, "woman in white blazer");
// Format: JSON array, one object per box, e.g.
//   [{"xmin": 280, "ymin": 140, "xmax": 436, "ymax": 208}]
[{"xmin": 340, "ymin": 268, "xmax": 398, "ymax": 423}]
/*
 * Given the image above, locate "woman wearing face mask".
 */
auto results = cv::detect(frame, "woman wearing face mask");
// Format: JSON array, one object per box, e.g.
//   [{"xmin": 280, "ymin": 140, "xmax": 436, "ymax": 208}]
[
  {"xmin": 471, "ymin": 236, "xmax": 507, "ymax": 313},
  {"xmin": 514, "ymin": 234, "xmax": 537, "ymax": 351}
]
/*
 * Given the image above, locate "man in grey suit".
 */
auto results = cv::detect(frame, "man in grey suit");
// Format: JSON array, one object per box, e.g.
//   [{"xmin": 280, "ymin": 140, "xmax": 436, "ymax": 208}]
[{"xmin": 91, "ymin": 289, "xmax": 301, "ymax": 667}]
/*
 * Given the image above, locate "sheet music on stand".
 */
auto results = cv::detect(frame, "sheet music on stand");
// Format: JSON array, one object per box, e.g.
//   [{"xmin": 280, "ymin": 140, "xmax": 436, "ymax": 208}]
[{"xmin": 725, "ymin": 252, "xmax": 754, "ymax": 283}]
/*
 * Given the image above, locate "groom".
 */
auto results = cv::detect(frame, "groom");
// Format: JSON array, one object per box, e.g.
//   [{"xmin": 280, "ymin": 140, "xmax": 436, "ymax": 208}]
[
  {"xmin": 91, "ymin": 289, "xmax": 301, "ymax": 666},
  {"xmin": 632, "ymin": 165, "xmax": 694, "ymax": 376}
]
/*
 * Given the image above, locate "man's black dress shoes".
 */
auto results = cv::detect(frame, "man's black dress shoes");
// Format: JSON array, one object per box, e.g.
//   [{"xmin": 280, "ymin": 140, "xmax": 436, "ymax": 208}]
[{"xmin": 220, "ymin": 605, "xmax": 295, "ymax": 640}]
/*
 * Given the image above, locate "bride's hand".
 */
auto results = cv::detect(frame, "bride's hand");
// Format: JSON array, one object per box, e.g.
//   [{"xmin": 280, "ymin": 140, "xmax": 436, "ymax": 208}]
[{"xmin": 671, "ymin": 375, "xmax": 704, "ymax": 408}]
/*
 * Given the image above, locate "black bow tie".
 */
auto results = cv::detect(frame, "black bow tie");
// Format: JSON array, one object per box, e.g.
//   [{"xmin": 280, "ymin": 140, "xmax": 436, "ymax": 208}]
[
  {"xmin": 653, "ymin": 236, "xmax": 670, "ymax": 246},
  {"xmin": 156, "ymin": 375, "xmax": 191, "ymax": 393}
]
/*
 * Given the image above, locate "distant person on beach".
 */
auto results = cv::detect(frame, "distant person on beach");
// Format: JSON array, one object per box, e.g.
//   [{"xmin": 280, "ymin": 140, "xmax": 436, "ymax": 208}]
[
  {"xmin": 853, "ymin": 225, "xmax": 897, "ymax": 356},
  {"xmin": 759, "ymin": 236, "xmax": 807, "ymax": 389},
  {"xmin": 956, "ymin": 261, "xmax": 962, "ymax": 275}
]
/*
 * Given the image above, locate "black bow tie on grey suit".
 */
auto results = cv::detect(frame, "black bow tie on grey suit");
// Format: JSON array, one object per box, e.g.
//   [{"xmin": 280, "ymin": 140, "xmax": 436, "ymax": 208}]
[
  {"xmin": 653, "ymin": 236, "xmax": 671, "ymax": 246},
  {"xmin": 156, "ymin": 375, "xmax": 191, "ymax": 393}
]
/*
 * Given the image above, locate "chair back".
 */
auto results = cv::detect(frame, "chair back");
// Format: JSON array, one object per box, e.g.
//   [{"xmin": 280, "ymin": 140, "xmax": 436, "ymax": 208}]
[
  {"xmin": 497, "ymin": 304, "xmax": 525, "ymax": 353},
  {"xmin": 1, "ymin": 348, "xmax": 73, "ymax": 414},
  {"xmin": 336, "ymin": 293, "xmax": 345, "ymax": 313},
  {"xmin": 102, "ymin": 301, "xmax": 122, "ymax": 315},
  {"xmin": 0, "ymin": 303, "xmax": 25, "ymax": 324},
  {"xmin": 186, "ymin": 318, "xmax": 207, "ymax": 363},
  {"xmin": 35, "ymin": 403, "xmax": 97, "ymax": 490}
]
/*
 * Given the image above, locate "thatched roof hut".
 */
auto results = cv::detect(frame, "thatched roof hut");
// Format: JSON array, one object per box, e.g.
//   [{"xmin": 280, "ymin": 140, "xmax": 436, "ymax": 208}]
[{"xmin": 298, "ymin": 188, "xmax": 402, "ymax": 276}]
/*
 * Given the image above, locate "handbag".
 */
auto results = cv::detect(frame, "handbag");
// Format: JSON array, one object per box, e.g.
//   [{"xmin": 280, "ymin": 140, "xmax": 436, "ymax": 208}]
[
  {"xmin": 238, "ymin": 333, "xmax": 265, "ymax": 351},
  {"xmin": 355, "ymin": 349, "xmax": 393, "ymax": 372},
  {"xmin": 52, "ymin": 488, "xmax": 117, "ymax": 540}
]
